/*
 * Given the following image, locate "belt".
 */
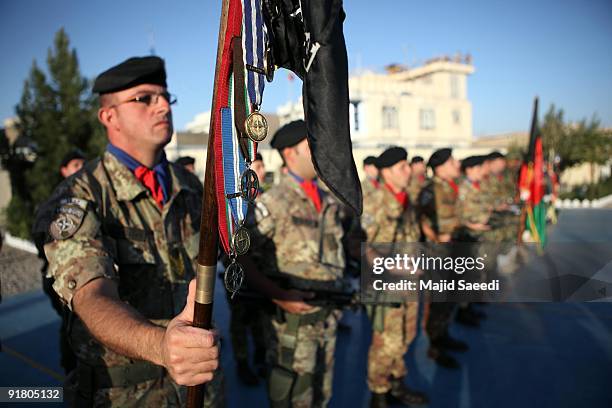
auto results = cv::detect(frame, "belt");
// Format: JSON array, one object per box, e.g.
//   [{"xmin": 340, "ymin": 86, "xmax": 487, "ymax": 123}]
[{"xmin": 77, "ymin": 360, "xmax": 165, "ymax": 391}]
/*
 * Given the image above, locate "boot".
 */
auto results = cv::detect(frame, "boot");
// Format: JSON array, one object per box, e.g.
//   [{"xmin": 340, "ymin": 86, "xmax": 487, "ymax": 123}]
[
  {"xmin": 370, "ymin": 392, "xmax": 387, "ymax": 408},
  {"xmin": 236, "ymin": 360, "xmax": 259, "ymax": 386},
  {"xmin": 389, "ymin": 379, "xmax": 429, "ymax": 406},
  {"xmin": 428, "ymin": 347, "xmax": 460, "ymax": 369}
]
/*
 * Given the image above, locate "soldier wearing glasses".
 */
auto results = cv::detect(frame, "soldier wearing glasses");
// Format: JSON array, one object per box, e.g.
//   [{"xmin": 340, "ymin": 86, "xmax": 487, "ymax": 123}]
[{"xmin": 42, "ymin": 56, "xmax": 222, "ymax": 406}]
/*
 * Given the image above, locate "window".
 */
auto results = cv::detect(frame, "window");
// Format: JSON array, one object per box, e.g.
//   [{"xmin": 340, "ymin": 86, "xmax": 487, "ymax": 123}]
[
  {"xmin": 382, "ymin": 106, "xmax": 398, "ymax": 129},
  {"xmin": 450, "ymin": 74, "xmax": 459, "ymax": 98},
  {"xmin": 452, "ymin": 109, "xmax": 461, "ymax": 125},
  {"xmin": 420, "ymin": 109, "xmax": 436, "ymax": 130},
  {"xmin": 349, "ymin": 101, "xmax": 360, "ymax": 132}
]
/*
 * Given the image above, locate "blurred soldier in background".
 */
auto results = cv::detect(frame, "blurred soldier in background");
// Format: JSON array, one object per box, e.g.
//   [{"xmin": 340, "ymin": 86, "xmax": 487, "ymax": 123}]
[
  {"xmin": 175, "ymin": 156, "xmax": 196, "ymax": 173},
  {"xmin": 361, "ymin": 147, "xmax": 429, "ymax": 408},
  {"xmin": 408, "ymin": 156, "xmax": 427, "ymax": 202}
]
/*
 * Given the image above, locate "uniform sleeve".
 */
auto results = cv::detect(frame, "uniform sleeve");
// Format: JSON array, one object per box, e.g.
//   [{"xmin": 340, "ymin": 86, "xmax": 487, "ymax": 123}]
[
  {"xmin": 361, "ymin": 192, "xmax": 381, "ymax": 242},
  {"xmin": 45, "ymin": 201, "xmax": 116, "ymax": 310}
]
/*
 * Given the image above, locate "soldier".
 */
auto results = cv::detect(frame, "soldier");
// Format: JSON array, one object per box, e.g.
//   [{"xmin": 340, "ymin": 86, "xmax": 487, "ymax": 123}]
[
  {"xmin": 455, "ymin": 155, "xmax": 491, "ymax": 323},
  {"xmin": 242, "ymin": 120, "xmax": 347, "ymax": 407},
  {"xmin": 361, "ymin": 147, "xmax": 429, "ymax": 408},
  {"xmin": 32, "ymin": 148, "xmax": 87, "ymax": 375},
  {"xmin": 361, "ymin": 155, "xmax": 380, "ymax": 200},
  {"xmin": 40, "ymin": 56, "xmax": 221, "ymax": 406},
  {"xmin": 417, "ymin": 148, "xmax": 468, "ymax": 369},
  {"xmin": 408, "ymin": 156, "xmax": 427, "ymax": 201}
]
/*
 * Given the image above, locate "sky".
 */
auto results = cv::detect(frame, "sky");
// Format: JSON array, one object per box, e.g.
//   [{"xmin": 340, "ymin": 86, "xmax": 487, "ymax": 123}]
[{"xmin": 1, "ymin": 0, "xmax": 611, "ymax": 136}]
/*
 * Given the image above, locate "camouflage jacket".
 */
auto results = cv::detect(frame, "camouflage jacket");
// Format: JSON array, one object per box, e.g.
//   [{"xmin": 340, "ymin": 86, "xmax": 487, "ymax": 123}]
[
  {"xmin": 42, "ymin": 151, "xmax": 203, "ymax": 367},
  {"xmin": 362, "ymin": 186, "xmax": 420, "ymax": 244},
  {"xmin": 408, "ymin": 174, "xmax": 427, "ymax": 206},
  {"xmin": 361, "ymin": 178, "xmax": 380, "ymax": 202},
  {"xmin": 457, "ymin": 178, "xmax": 490, "ymax": 226},
  {"xmin": 417, "ymin": 176, "xmax": 460, "ymax": 238},
  {"xmin": 248, "ymin": 174, "xmax": 346, "ymax": 283}
]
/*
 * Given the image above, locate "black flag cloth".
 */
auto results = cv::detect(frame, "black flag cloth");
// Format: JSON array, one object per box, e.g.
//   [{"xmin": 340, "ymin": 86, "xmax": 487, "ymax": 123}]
[{"xmin": 263, "ymin": 0, "xmax": 362, "ymax": 215}]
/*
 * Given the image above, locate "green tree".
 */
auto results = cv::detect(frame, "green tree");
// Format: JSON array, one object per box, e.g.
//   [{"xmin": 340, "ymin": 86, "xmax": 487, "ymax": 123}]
[{"xmin": 3, "ymin": 28, "xmax": 105, "ymax": 238}]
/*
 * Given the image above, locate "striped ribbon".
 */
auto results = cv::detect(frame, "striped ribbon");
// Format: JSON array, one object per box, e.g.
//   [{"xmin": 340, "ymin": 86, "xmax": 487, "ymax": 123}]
[
  {"xmin": 242, "ymin": 0, "xmax": 266, "ymax": 108},
  {"xmin": 214, "ymin": 0, "xmax": 266, "ymax": 255}
]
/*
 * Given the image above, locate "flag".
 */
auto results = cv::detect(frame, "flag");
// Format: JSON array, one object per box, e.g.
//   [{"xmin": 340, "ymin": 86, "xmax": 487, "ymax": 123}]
[
  {"xmin": 519, "ymin": 97, "xmax": 547, "ymax": 248},
  {"xmin": 263, "ymin": 0, "xmax": 362, "ymax": 215}
]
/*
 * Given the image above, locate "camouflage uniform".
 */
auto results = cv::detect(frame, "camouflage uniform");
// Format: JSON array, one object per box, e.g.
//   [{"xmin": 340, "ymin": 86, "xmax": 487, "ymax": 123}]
[
  {"xmin": 417, "ymin": 176, "xmax": 460, "ymax": 341},
  {"xmin": 248, "ymin": 174, "xmax": 346, "ymax": 408},
  {"xmin": 361, "ymin": 186, "xmax": 420, "ymax": 393},
  {"xmin": 361, "ymin": 178, "xmax": 380, "ymax": 202},
  {"xmin": 408, "ymin": 174, "xmax": 427, "ymax": 206},
  {"xmin": 43, "ymin": 152, "xmax": 222, "ymax": 407}
]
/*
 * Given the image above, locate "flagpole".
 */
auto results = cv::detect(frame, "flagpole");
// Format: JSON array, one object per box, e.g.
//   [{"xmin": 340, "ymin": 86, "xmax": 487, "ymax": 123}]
[{"xmin": 187, "ymin": 1, "xmax": 229, "ymax": 406}]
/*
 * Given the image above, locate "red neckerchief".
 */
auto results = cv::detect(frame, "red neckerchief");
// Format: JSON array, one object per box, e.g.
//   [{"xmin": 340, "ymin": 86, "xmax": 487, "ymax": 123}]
[
  {"xmin": 418, "ymin": 174, "xmax": 425, "ymax": 183},
  {"xmin": 370, "ymin": 178, "xmax": 380, "ymax": 189},
  {"xmin": 471, "ymin": 180, "xmax": 481, "ymax": 191},
  {"xmin": 300, "ymin": 179, "xmax": 322, "ymax": 213},
  {"xmin": 497, "ymin": 173, "xmax": 504, "ymax": 182},
  {"xmin": 384, "ymin": 183, "xmax": 409, "ymax": 209},
  {"xmin": 447, "ymin": 179, "xmax": 459, "ymax": 197},
  {"xmin": 134, "ymin": 166, "xmax": 164, "ymax": 209}
]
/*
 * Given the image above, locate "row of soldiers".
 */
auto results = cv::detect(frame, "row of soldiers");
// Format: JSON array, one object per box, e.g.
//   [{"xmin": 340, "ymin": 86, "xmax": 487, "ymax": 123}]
[{"xmin": 34, "ymin": 55, "xmax": 522, "ymax": 407}]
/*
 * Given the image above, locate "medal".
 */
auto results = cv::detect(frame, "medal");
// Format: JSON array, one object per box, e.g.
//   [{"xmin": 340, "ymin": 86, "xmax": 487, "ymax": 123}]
[
  {"xmin": 231, "ymin": 226, "xmax": 251, "ymax": 256},
  {"xmin": 245, "ymin": 111, "xmax": 268, "ymax": 142},
  {"xmin": 224, "ymin": 260, "xmax": 244, "ymax": 295},
  {"xmin": 240, "ymin": 168, "xmax": 260, "ymax": 202}
]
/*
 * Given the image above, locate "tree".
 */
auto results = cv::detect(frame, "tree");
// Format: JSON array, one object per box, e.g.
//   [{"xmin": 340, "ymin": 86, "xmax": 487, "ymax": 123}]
[{"xmin": 3, "ymin": 28, "xmax": 105, "ymax": 238}]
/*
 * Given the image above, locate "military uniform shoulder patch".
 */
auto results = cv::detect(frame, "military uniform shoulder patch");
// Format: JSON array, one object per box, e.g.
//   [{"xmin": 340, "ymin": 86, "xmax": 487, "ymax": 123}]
[{"xmin": 49, "ymin": 197, "xmax": 89, "ymax": 240}]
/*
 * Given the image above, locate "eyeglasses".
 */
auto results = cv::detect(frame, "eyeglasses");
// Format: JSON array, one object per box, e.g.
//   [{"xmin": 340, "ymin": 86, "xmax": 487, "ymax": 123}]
[{"xmin": 113, "ymin": 91, "xmax": 177, "ymax": 107}]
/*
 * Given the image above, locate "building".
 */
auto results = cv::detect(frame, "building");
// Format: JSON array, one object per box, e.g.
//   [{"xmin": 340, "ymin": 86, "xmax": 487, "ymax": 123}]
[{"xmin": 278, "ymin": 54, "xmax": 475, "ymax": 150}]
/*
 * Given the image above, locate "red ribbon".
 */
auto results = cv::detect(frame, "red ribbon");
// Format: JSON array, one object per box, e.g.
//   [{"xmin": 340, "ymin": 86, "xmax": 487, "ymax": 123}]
[
  {"xmin": 301, "ymin": 180, "xmax": 322, "ymax": 213},
  {"xmin": 135, "ymin": 166, "xmax": 164, "ymax": 209},
  {"xmin": 384, "ymin": 183, "xmax": 409, "ymax": 209},
  {"xmin": 447, "ymin": 179, "xmax": 459, "ymax": 196}
]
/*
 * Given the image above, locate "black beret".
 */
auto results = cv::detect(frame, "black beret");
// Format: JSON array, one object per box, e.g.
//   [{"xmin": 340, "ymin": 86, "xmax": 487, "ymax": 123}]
[
  {"xmin": 363, "ymin": 156, "xmax": 377, "ymax": 166},
  {"xmin": 410, "ymin": 156, "xmax": 424, "ymax": 164},
  {"xmin": 255, "ymin": 152, "xmax": 263, "ymax": 162},
  {"xmin": 461, "ymin": 155, "xmax": 484, "ymax": 170},
  {"xmin": 60, "ymin": 149, "xmax": 86, "ymax": 168},
  {"xmin": 487, "ymin": 151, "xmax": 505, "ymax": 160},
  {"xmin": 175, "ymin": 156, "xmax": 195, "ymax": 166},
  {"xmin": 376, "ymin": 147, "xmax": 407, "ymax": 169},
  {"xmin": 270, "ymin": 120, "xmax": 307, "ymax": 150},
  {"xmin": 427, "ymin": 148, "xmax": 452, "ymax": 168},
  {"xmin": 93, "ymin": 56, "xmax": 167, "ymax": 94}
]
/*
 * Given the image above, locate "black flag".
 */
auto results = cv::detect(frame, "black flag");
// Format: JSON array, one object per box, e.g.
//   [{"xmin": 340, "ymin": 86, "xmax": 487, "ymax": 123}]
[{"xmin": 263, "ymin": 0, "xmax": 362, "ymax": 215}]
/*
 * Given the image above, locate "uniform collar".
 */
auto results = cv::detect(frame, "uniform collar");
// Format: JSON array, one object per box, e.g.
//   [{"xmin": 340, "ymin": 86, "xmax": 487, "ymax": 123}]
[{"xmin": 103, "ymin": 152, "xmax": 195, "ymax": 203}]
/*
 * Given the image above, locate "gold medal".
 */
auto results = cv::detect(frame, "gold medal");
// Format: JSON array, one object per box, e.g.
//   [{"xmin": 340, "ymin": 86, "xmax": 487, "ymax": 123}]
[{"xmin": 245, "ymin": 111, "xmax": 268, "ymax": 142}]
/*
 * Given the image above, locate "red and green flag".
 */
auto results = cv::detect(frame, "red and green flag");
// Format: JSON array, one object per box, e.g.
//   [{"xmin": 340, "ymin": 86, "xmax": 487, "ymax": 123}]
[{"xmin": 518, "ymin": 97, "xmax": 547, "ymax": 248}]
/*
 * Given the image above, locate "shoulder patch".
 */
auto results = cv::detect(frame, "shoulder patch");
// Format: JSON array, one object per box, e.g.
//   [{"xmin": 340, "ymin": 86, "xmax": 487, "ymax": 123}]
[
  {"xmin": 49, "ymin": 198, "xmax": 89, "ymax": 240},
  {"xmin": 255, "ymin": 200, "xmax": 270, "ymax": 220}
]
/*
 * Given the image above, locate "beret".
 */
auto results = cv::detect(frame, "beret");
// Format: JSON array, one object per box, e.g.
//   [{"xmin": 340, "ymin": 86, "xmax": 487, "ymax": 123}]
[
  {"xmin": 363, "ymin": 156, "xmax": 377, "ymax": 166},
  {"xmin": 60, "ymin": 149, "xmax": 86, "ymax": 168},
  {"xmin": 461, "ymin": 155, "xmax": 484, "ymax": 170},
  {"xmin": 410, "ymin": 156, "xmax": 424, "ymax": 164},
  {"xmin": 487, "ymin": 151, "xmax": 505, "ymax": 160},
  {"xmin": 270, "ymin": 120, "xmax": 307, "ymax": 150},
  {"xmin": 376, "ymin": 146, "xmax": 407, "ymax": 169},
  {"xmin": 427, "ymin": 148, "xmax": 452, "ymax": 169},
  {"xmin": 255, "ymin": 152, "xmax": 263, "ymax": 162},
  {"xmin": 175, "ymin": 156, "xmax": 195, "ymax": 166},
  {"xmin": 93, "ymin": 56, "xmax": 167, "ymax": 94}
]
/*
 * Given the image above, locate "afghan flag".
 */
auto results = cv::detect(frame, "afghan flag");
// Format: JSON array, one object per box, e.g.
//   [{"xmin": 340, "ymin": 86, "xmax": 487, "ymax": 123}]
[{"xmin": 518, "ymin": 97, "xmax": 547, "ymax": 248}]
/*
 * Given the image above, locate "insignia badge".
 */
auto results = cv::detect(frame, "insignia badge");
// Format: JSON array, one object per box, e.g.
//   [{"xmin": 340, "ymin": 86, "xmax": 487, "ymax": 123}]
[
  {"xmin": 49, "ymin": 203, "xmax": 86, "ymax": 240},
  {"xmin": 245, "ymin": 111, "xmax": 268, "ymax": 142},
  {"xmin": 240, "ymin": 169, "xmax": 260, "ymax": 202},
  {"xmin": 169, "ymin": 247, "xmax": 186, "ymax": 278},
  {"xmin": 231, "ymin": 226, "xmax": 251, "ymax": 256},
  {"xmin": 224, "ymin": 261, "xmax": 244, "ymax": 295}
]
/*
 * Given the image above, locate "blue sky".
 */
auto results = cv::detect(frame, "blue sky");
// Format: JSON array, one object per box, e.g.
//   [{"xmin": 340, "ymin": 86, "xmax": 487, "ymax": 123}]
[{"xmin": 1, "ymin": 0, "xmax": 611, "ymax": 136}]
